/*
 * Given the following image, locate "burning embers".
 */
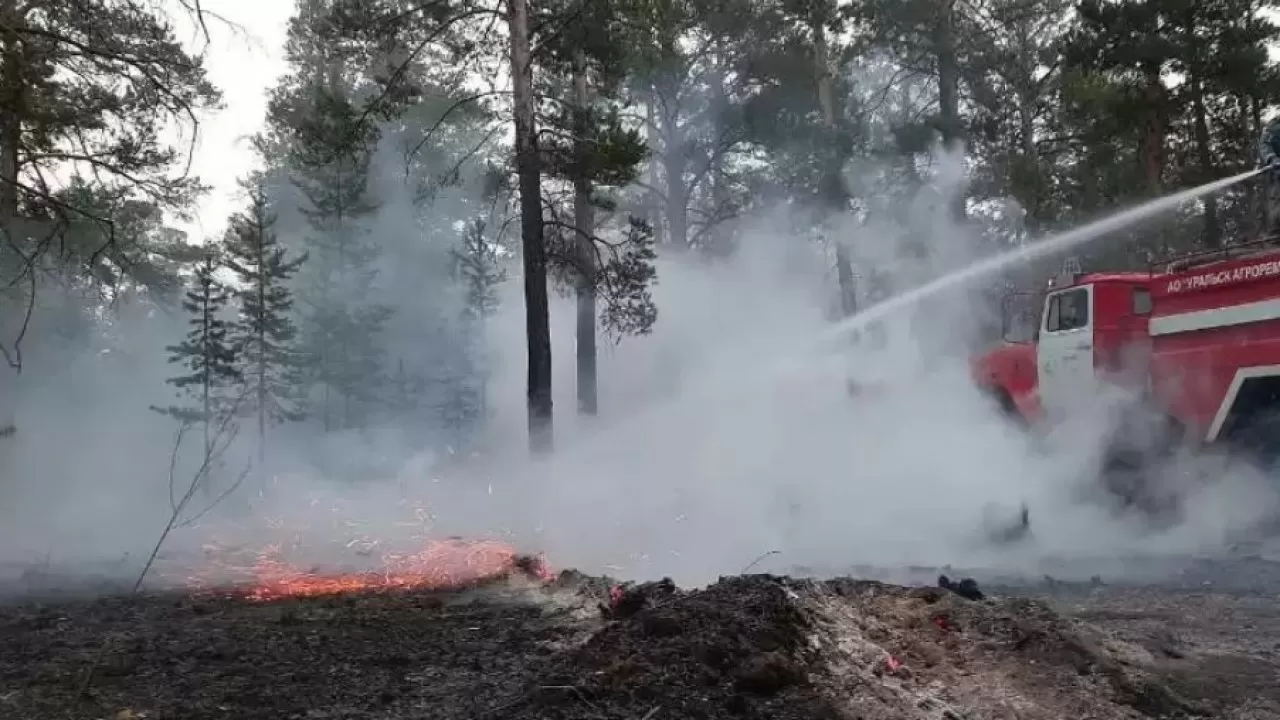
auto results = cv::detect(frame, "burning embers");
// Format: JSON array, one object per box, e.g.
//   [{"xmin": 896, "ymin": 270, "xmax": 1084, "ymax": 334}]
[{"xmin": 189, "ymin": 537, "xmax": 554, "ymax": 601}]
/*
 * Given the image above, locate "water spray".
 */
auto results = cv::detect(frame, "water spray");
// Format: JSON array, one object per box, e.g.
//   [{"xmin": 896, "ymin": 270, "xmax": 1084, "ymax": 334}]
[
  {"xmin": 528, "ymin": 167, "xmax": 1267, "ymax": 459},
  {"xmin": 820, "ymin": 167, "xmax": 1266, "ymax": 346}
]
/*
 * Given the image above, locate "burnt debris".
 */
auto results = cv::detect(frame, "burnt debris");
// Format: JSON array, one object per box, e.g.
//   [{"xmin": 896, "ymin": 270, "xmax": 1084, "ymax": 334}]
[
  {"xmin": 599, "ymin": 576, "xmax": 676, "ymax": 619},
  {"xmin": 938, "ymin": 574, "xmax": 985, "ymax": 601}
]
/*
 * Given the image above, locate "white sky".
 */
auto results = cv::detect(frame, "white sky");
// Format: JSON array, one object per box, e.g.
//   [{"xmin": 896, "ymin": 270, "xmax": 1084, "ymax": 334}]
[{"xmin": 169, "ymin": 0, "xmax": 293, "ymax": 241}]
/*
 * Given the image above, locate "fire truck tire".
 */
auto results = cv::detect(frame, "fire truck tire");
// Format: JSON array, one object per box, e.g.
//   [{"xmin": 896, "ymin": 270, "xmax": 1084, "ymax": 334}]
[
  {"xmin": 984, "ymin": 386, "xmax": 1026, "ymax": 427},
  {"xmin": 1098, "ymin": 411, "xmax": 1186, "ymax": 523}
]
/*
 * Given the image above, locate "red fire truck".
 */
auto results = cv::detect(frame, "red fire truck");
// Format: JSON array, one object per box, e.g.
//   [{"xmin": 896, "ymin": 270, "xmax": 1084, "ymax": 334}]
[{"xmin": 973, "ymin": 240, "xmax": 1280, "ymax": 469}]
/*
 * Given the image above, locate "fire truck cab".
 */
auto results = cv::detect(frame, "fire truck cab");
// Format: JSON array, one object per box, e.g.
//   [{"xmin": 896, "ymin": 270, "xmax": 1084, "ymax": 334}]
[{"xmin": 974, "ymin": 241, "xmax": 1280, "ymax": 457}]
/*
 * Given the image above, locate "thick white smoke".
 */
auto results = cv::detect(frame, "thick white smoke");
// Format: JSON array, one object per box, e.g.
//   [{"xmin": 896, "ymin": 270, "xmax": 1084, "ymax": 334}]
[
  {"xmin": 443, "ymin": 152, "xmax": 1280, "ymax": 586},
  {"xmin": 1, "ymin": 104, "xmax": 1276, "ymax": 593}
]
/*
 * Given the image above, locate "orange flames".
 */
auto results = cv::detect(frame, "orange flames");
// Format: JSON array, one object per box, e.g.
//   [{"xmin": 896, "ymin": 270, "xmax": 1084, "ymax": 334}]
[
  {"xmin": 242, "ymin": 538, "xmax": 552, "ymax": 601},
  {"xmin": 187, "ymin": 535, "xmax": 554, "ymax": 601},
  {"xmin": 176, "ymin": 493, "xmax": 555, "ymax": 601}
]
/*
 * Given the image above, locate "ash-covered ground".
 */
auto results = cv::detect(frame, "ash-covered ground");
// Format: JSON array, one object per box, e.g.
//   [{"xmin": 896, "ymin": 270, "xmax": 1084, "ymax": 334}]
[{"xmin": 2, "ymin": 556, "xmax": 1279, "ymax": 720}]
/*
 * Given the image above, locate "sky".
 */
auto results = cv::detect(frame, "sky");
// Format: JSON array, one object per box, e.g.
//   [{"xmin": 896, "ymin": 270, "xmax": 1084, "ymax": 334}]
[{"xmin": 169, "ymin": 0, "xmax": 293, "ymax": 241}]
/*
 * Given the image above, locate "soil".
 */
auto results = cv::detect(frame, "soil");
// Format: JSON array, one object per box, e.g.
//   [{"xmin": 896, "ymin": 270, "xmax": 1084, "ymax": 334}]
[
  {"xmin": 3, "ymin": 568, "xmax": 1276, "ymax": 720},
  {"xmin": 1023, "ymin": 585, "xmax": 1280, "ymax": 720}
]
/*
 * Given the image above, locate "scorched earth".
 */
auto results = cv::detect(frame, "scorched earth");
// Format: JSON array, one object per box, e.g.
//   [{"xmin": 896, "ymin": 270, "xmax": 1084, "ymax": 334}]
[{"xmin": 2, "ymin": 547, "xmax": 1279, "ymax": 720}]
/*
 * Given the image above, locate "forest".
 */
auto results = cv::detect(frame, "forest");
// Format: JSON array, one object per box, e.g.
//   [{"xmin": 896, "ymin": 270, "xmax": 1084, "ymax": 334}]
[{"xmin": 0, "ymin": 0, "xmax": 1276, "ymax": 526}]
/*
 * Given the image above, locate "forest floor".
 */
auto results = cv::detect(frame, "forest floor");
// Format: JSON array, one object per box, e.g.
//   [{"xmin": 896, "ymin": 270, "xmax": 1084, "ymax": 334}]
[{"xmin": 2, "ymin": 560, "xmax": 1279, "ymax": 720}]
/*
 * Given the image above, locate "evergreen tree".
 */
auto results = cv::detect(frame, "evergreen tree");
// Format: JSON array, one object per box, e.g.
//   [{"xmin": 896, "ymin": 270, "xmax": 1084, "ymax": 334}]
[
  {"xmin": 223, "ymin": 177, "xmax": 308, "ymax": 461},
  {"xmin": 292, "ymin": 146, "xmax": 393, "ymax": 432},
  {"xmin": 264, "ymin": 1, "xmax": 395, "ymax": 432},
  {"xmin": 537, "ymin": 0, "xmax": 658, "ymax": 415},
  {"xmin": 153, "ymin": 250, "xmax": 242, "ymax": 461},
  {"xmin": 442, "ymin": 216, "xmax": 508, "ymax": 437},
  {"xmin": 456, "ymin": 216, "xmax": 506, "ymax": 324}
]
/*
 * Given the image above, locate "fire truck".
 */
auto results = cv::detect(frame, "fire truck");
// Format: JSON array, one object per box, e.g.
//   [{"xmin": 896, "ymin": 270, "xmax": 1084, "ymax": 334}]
[{"xmin": 973, "ymin": 240, "xmax": 1280, "ymax": 482}]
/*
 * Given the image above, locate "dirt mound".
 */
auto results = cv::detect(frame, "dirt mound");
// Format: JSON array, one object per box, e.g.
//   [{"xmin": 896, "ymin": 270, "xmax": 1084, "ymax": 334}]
[
  {"xmin": 0, "ymin": 572, "xmax": 1222, "ymax": 719},
  {"xmin": 809, "ymin": 578, "xmax": 1202, "ymax": 719},
  {"xmin": 501, "ymin": 574, "xmax": 831, "ymax": 719},
  {"xmin": 502, "ymin": 574, "xmax": 1206, "ymax": 720}
]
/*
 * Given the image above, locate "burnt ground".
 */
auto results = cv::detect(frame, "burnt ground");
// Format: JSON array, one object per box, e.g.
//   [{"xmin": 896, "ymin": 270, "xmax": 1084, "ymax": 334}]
[
  {"xmin": 1022, "ymin": 586, "xmax": 1280, "ymax": 719},
  {"xmin": 2, "ymin": 568, "xmax": 1278, "ymax": 720}
]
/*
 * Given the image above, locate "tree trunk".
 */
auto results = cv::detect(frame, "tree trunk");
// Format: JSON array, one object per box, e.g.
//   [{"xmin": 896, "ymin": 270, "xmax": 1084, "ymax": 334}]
[
  {"xmin": 1181, "ymin": 11, "xmax": 1219, "ymax": 248},
  {"xmin": 1190, "ymin": 74, "xmax": 1219, "ymax": 247},
  {"xmin": 256, "ymin": 232, "xmax": 268, "ymax": 464},
  {"xmin": 1140, "ymin": 69, "xmax": 1167, "ymax": 195},
  {"xmin": 646, "ymin": 94, "xmax": 665, "ymax": 247},
  {"xmin": 201, "ymin": 284, "xmax": 213, "ymax": 497},
  {"xmin": 509, "ymin": 0, "xmax": 553, "ymax": 453},
  {"xmin": 935, "ymin": 0, "xmax": 965, "ymax": 221},
  {"xmin": 1251, "ymin": 95, "xmax": 1264, "ymax": 236},
  {"xmin": 322, "ymin": 377, "xmax": 331, "ymax": 432},
  {"xmin": 812, "ymin": 4, "xmax": 855, "ymax": 316},
  {"xmin": 1017, "ymin": 95, "xmax": 1042, "ymax": 229},
  {"xmin": 707, "ymin": 54, "xmax": 732, "ymax": 256},
  {"xmin": 662, "ymin": 128, "xmax": 689, "ymax": 249},
  {"xmin": 572, "ymin": 50, "xmax": 597, "ymax": 417},
  {"xmin": 0, "ymin": 0, "xmax": 21, "ymax": 220},
  {"xmin": 257, "ymin": 358, "xmax": 266, "ymax": 463}
]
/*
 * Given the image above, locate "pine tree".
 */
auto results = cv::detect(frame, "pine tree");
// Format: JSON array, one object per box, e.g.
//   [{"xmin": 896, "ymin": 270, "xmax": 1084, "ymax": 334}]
[
  {"xmin": 223, "ymin": 178, "xmax": 308, "ymax": 461},
  {"xmin": 442, "ymin": 216, "xmax": 507, "ymax": 438},
  {"xmin": 456, "ymin": 217, "xmax": 506, "ymax": 323},
  {"xmin": 293, "ymin": 147, "xmax": 393, "ymax": 431},
  {"xmin": 153, "ymin": 250, "xmax": 242, "ymax": 461},
  {"xmin": 537, "ymin": 0, "xmax": 657, "ymax": 416},
  {"xmin": 261, "ymin": 1, "xmax": 399, "ymax": 433}
]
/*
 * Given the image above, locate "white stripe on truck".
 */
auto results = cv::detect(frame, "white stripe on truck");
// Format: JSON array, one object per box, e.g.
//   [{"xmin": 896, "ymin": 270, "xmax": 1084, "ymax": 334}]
[{"xmin": 1148, "ymin": 297, "xmax": 1280, "ymax": 336}]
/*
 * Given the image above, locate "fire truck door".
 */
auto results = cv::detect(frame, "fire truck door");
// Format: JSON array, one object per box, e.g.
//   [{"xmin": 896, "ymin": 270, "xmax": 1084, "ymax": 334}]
[{"xmin": 1036, "ymin": 284, "xmax": 1095, "ymax": 418}]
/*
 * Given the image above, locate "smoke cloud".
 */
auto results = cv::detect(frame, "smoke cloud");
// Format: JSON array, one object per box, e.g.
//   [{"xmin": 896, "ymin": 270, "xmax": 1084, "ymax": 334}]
[{"xmin": 1, "ymin": 105, "xmax": 1276, "ymax": 596}]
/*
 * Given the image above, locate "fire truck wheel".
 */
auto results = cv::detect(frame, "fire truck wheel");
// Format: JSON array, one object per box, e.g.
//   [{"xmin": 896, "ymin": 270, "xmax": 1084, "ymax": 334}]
[
  {"xmin": 984, "ymin": 386, "xmax": 1026, "ymax": 427},
  {"xmin": 1096, "ymin": 411, "xmax": 1187, "ymax": 524}
]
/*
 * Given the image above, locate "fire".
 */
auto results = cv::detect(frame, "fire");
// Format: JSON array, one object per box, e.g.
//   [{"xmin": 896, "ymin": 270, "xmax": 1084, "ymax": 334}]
[
  {"xmin": 175, "ymin": 491, "xmax": 556, "ymax": 601},
  {"xmin": 189, "ymin": 537, "xmax": 554, "ymax": 601}
]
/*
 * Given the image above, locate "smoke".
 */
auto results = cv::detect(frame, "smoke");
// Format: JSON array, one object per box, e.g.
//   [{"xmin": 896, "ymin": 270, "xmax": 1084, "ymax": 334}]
[
  {"xmin": 436, "ymin": 149, "xmax": 1280, "ymax": 586},
  {"xmin": 1, "ymin": 100, "xmax": 1277, "ymax": 596},
  {"xmin": 0, "ymin": 290, "xmax": 189, "ymax": 566}
]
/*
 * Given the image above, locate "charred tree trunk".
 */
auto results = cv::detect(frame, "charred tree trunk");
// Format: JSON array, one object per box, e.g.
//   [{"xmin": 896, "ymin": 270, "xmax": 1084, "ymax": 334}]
[
  {"xmin": 812, "ymin": 4, "xmax": 856, "ymax": 316},
  {"xmin": 509, "ymin": 0, "xmax": 553, "ymax": 453},
  {"xmin": 571, "ymin": 50, "xmax": 597, "ymax": 417}
]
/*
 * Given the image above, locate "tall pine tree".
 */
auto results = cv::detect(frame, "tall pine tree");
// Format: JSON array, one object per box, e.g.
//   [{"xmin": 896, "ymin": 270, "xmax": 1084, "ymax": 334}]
[
  {"xmin": 223, "ymin": 177, "xmax": 308, "ymax": 461},
  {"xmin": 292, "ymin": 144, "xmax": 392, "ymax": 432},
  {"xmin": 537, "ymin": 0, "xmax": 658, "ymax": 416},
  {"xmin": 153, "ymin": 250, "xmax": 242, "ymax": 462},
  {"xmin": 264, "ymin": 2, "xmax": 394, "ymax": 433},
  {"xmin": 440, "ymin": 216, "xmax": 508, "ymax": 442}
]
